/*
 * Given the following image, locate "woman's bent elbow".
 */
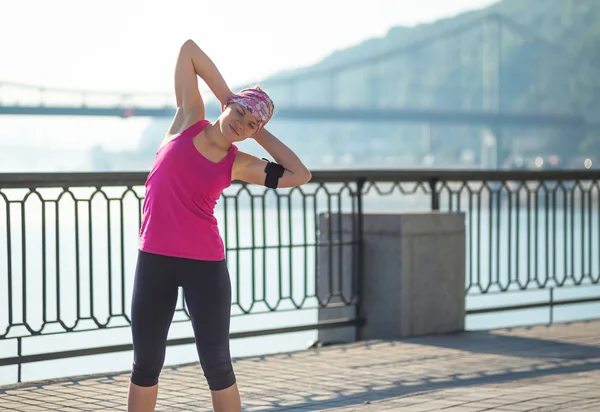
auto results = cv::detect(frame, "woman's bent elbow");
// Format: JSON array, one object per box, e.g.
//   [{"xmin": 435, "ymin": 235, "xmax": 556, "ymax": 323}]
[
  {"xmin": 297, "ymin": 169, "xmax": 312, "ymax": 185},
  {"xmin": 182, "ymin": 39, "xmax": 195, "ymax": 47},
  {"xmin": 181, "ymin": 39, "xmax": 198, "ymax": 53}
]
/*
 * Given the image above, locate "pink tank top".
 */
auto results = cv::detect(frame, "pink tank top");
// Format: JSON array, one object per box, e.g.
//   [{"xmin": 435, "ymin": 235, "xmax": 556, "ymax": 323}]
[{"xmin": 138, "ymin": 119, "xmax": 238, "ymax": 261}]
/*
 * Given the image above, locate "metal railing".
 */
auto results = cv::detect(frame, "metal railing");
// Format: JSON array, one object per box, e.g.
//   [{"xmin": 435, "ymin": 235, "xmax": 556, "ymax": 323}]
[{"xmin": 1, "ymin": 169, "xmax": 599, "ymax": 383}]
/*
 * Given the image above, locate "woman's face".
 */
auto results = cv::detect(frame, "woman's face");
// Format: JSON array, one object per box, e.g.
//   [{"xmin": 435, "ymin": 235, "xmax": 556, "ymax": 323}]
[{"xmin": 220, "ymin": 102, "xmax": 259, "ymax": 142}]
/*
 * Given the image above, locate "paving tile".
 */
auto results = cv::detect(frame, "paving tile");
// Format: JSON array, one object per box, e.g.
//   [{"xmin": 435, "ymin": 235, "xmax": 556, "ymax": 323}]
[{"xmin": 1, "ymin": 320, "xmax": 600, "ymax": 411}]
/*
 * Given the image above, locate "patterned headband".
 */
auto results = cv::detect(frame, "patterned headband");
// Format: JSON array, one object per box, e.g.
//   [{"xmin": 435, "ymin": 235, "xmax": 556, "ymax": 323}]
[{"xmin": 227, "ymin": 88, "xmax": 274, "ymax": 130}]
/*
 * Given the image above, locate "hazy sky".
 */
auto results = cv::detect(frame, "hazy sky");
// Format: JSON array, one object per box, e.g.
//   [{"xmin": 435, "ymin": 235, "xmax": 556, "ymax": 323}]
[
  {"xmin": 0, "ymin": 0, "xmax": 501, "ymax": 155},
  {"xmin": 1, "ymin": 0, "xmax": 499, "ymax": 93}
]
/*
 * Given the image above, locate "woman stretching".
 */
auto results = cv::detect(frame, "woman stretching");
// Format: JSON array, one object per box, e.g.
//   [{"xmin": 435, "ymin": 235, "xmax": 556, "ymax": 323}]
[{"xmin": 127, "ymin": 39, "xmax": 312, "ymax": 412}]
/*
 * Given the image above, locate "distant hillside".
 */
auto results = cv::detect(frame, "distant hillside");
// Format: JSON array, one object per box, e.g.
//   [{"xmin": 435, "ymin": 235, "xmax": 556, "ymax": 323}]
[
  {"xmin": 267, "ymin": 0, "xmax": 599, "ymax": 114},
  {"xmin": 93, "ymin": 0, "xmax": 600, "ymax": 171},
  {"xmin": 257, "ymin": 0, "xmax": 600, "ymax": 158},
  {"xmin": 280, "ymin": 0, "xmax": 600, "ymax": 76}
]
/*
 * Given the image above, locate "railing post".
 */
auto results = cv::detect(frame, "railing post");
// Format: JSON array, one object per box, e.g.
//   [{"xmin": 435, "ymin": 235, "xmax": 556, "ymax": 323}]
[
  {"xmin": 429, "ymin": 177, "xmax": 440, "ymax": 210},
  {"xmin": 355, "ymin": 177, "xmax": 366, "ymax": 341},
  {"xmin": 17, "ymin": 337, "xmax": 22, "ymax": 383},
  {"xmin": 549, "ymin": 287, "xmax": 554, "ymax": 325}
]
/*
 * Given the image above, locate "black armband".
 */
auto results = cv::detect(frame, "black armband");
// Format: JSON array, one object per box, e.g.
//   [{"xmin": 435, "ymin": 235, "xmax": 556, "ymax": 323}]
[{"xmin": 262, "ymin": 158, "xmax": 285, "ymax": 189}]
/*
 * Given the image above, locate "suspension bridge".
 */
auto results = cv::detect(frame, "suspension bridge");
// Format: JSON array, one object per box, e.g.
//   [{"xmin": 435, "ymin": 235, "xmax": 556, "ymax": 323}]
[{"xmin": 0, "ymin": 13, "xmax": 596, "ymax": 131}]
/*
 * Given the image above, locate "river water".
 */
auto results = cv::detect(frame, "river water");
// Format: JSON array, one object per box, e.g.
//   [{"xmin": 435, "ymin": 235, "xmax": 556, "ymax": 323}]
[{"xmin": 0, "ymin": 182, "xmax": 598, "ymax": 385}]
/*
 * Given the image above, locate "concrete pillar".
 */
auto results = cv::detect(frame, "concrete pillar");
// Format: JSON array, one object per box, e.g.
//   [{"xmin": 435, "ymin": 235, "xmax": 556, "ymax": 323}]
[
  {"xmin": 315, "ymin": 213, "xmax": 358, "ymax": 344},
  {"xmin": 317, "ymin": 212, "xmax": 466, "ymax": 344}
]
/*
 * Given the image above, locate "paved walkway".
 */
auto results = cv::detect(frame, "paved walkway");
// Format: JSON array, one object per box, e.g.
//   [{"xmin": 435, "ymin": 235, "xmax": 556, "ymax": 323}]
[{"xmin": 1, "ymin": 320, "xmax": 599, "ymax": 411}]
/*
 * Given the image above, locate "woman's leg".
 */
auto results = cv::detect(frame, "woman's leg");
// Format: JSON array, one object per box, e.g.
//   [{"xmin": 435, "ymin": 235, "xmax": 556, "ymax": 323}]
[
  {"xmin": 127, "ymin": 384, "xmax": 158, "ymax": 412},
  {"xmin": 209, "ymin": 383, "xmax": 242, "ymax": 412},
  {"xmin": 127, "ymin": 251, "xmax": 179, "ymax": 412},
  {"xmin": 181, "ymin": 259, "xmax": 241, "ymax": 412}
]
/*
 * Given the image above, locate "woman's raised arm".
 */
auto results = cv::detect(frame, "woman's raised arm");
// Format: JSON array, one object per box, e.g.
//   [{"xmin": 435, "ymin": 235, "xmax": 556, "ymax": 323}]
[{"xmin": 174, "ymin": 39, "xmax": 233, "ymax": 116}]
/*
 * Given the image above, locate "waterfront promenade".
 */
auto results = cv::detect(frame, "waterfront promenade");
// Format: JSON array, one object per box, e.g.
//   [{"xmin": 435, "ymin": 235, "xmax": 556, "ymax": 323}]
[{"xmin": 1, "ymin": 320, "xmax": 599, "ymax": 411}]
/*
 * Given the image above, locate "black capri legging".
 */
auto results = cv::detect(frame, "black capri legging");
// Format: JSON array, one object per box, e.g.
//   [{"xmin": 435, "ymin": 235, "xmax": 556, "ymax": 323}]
[{"xmin": 130, "ymin": 250, "xmax": 236, "ymax": 391}]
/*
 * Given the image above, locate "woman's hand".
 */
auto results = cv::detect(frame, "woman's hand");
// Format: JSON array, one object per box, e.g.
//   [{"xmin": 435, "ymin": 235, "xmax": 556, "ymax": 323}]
[{"xmin": 220, "ymin": 92, "xmax": 234, "ymax": 112}]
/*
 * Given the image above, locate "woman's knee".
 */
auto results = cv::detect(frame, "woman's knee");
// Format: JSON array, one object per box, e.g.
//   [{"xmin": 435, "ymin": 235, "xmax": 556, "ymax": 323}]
[
  {"xmin": 199, "ymin": 347, "xmax": 236, "ymax": 391},
  {"xmin": 130, "ymin": 338, "xmax": 168, "ymax": 387},
  {"xmin": 131, "ymin": 359, "xmax": 164, "ymax": 387}
]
